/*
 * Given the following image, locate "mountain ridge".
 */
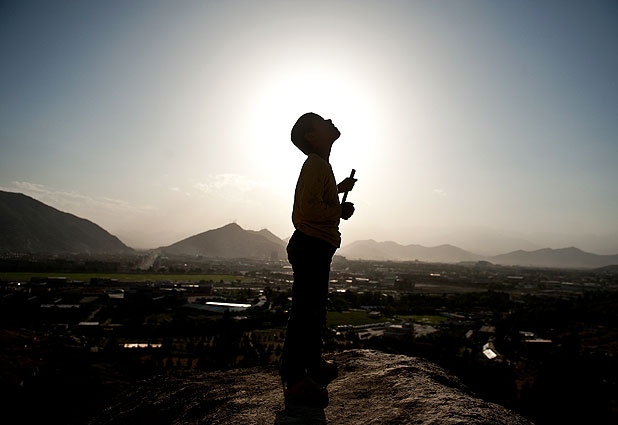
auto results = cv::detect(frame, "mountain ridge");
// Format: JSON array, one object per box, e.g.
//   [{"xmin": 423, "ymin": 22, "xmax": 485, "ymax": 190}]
[
  {"xmin": 1, "ymin": 190, "xmax": 616, "ymax": 268},
  {"xmin": 338, "ymin": 239, "xmax": 618, "ymax": 269},
  {"xmin": 490, "ymin": 246, "xmax": 618, "ymax": 269},
  {"xmin": 0, "ymin": 190, "xmax": 132, "ymax": 255}
]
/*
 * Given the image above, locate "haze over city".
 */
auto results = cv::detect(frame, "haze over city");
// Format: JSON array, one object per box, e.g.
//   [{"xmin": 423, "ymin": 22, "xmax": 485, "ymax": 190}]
[{"xmin": 1, "ymin": 0, "xmax": 617, "ymax": 254}]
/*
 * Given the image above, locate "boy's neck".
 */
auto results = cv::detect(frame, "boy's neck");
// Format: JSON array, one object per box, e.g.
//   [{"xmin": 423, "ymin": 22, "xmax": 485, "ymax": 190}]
[{"xmin": 312, "ymin": 146, "xmax": 331, "ymax": 162}]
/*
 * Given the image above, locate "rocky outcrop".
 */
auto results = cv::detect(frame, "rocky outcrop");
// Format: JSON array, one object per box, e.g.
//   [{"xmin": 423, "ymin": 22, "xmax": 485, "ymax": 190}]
[{"xmin": 90, "ymin": 350, "xmax": 532, "ymax": 425}]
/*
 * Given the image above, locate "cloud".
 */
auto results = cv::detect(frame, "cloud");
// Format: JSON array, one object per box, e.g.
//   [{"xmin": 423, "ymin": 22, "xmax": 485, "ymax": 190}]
[
  {"xmin": 433, "ymin": 188, "xmax": 447, "ymax": 196},
  {"xmin": 191, "ymin": 174, "xmax": 268, "ymax": 205},
  {"xmin": 193, "ymin": 174, "xmax": 259, "ymax": 194}
]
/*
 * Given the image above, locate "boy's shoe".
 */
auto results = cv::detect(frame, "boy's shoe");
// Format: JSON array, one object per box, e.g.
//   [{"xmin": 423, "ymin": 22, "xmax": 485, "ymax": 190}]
[
  {"xmin": 311, "ymin": 359, "xmax": 339, "ymax": 386},
  {"xmin": 283, "ymin": 375, "xmax": 329, "ymax": 408}
]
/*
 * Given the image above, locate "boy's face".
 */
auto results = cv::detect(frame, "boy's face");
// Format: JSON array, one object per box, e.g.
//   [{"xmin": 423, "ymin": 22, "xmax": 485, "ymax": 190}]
[{"xmin": 306, "ymin": 114, "xmax": 341, "ymax": 150}]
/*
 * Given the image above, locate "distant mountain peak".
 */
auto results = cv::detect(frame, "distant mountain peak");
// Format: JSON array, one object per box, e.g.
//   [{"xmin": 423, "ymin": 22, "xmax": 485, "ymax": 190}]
[
  {"xmin": 433, "ymin": 243, "xmax": 458, "ymax": 249},
  {"xmin": 220, "ymin": 222, "xmax": 243, "ymax": 230},
  {"xmin": 161, "ymin": 222, "xmax": 285, "ymax": 260},
  {"xmin": 560, "ymin": 246, "xmax": 582, "ymax": 252}
]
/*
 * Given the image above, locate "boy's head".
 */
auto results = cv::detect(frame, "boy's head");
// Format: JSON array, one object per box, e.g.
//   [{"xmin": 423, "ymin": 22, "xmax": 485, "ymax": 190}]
[{"xmin": 291, "ymin": 112, "xmax": 341, "ymax": 155}]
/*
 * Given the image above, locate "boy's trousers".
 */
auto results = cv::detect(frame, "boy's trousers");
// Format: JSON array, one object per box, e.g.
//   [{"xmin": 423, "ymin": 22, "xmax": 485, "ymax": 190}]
[{"xmin": 280, "ymin": 230, "xmax": 336, "ymax": 385}]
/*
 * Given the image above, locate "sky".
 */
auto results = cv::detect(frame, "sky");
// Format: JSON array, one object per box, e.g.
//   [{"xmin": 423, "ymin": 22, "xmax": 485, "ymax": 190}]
[{"xmin": 1, "ymin": 0, "xmax": 617, "ymax": 254}]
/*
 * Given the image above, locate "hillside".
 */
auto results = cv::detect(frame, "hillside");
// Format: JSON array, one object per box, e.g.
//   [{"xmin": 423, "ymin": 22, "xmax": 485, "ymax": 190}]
[
  {"xmin": 161, "ymin": 223, "xmax": 286, "ymax": 260},
  {"xmin": 247, "ymin": 228, "xmax": 286, "ymax": 246},
  {"xmin": 0, "ymin": 190, "xmax": 132, "ymax": 255},
  {"xmin": 90, "ymin": 349, "xmax": 531, "ymax": 425}
]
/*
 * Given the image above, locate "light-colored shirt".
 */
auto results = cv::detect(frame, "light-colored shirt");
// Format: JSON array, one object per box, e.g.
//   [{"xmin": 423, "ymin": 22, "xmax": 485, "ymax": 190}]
[{"xmin": 292, "ymin": 153, "xmax": 342, "ymax": 248}]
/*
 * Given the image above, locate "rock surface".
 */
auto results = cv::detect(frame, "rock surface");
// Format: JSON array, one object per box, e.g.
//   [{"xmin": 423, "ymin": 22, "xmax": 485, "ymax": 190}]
[{"xmin": 90, "ymin": 349, "xmax": 532, "ymax": 425}]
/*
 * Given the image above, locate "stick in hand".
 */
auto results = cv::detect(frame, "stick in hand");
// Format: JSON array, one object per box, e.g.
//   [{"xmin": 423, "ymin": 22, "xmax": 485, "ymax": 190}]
[{"xmin": 342, "ymin": 169, "xmax": 356, "ymax": 203}]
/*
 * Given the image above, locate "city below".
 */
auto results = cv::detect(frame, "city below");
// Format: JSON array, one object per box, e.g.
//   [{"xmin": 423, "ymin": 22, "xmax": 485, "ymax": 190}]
[{"xmin": 1, "ymin": 251, "xmax": 617, "ymax": 424}]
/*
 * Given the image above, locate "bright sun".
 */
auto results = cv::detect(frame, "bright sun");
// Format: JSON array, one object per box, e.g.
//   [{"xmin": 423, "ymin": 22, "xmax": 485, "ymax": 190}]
[{"xmin": 244, "ymin": 66, "xmax": 381, "ymax": 189}]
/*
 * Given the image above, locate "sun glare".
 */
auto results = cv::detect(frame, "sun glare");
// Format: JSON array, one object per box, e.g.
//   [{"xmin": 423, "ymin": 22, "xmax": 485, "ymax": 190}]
[{"xmin": 244, "ymin": 66, "xmax": 381, "ymax": 188}]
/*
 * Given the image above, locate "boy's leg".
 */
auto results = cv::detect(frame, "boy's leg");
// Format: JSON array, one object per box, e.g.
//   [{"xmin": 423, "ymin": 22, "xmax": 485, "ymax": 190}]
[
  {"xmin": 280, "ymin": 232, "xmax": 335, "ymax": 387},
  {"xmin": 293, "ymin": 254, "xmax": 330, "ymax": 376}
]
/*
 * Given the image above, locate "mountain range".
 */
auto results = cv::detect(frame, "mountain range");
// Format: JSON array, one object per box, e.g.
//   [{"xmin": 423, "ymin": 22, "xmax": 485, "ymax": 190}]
[
  {"xmin": 337, "ymin": 239, "xmax": 618, "ymax": 269},
  {"xmin": 1, "ymin": 190, "xmax": 617, "ymax": 268},
  {"xmin": 338, "ymin": 240, "xmax": 483, "ymax": 263}
]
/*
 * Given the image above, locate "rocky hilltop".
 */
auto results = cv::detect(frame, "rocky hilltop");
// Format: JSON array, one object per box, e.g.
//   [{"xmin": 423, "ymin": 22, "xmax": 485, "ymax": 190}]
[{"xmin": 90, "ymin": 350, "xmax": 531, "ymax": 425}]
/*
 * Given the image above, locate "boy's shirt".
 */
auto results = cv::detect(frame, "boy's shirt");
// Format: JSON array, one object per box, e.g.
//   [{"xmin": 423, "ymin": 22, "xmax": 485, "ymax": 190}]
[{"xmin": 292, "ymin": 153, "xmax": 342, "ymax": 248}]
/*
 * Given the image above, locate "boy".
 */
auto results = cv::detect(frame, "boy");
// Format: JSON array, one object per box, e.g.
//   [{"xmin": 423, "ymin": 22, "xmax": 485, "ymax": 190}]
[{"xmin": 280, "ymin": 112, "xmax": 356, "ymax": 407}]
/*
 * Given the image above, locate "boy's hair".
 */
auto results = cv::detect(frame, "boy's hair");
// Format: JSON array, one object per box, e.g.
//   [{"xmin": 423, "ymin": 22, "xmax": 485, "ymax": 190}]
[{"xmin": 291, "ymin": 112, "xmax": 317, "ymax": 155}]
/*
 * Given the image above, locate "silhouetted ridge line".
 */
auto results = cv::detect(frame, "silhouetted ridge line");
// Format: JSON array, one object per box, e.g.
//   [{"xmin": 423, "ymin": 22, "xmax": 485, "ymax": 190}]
[
  {"xmin": 0, "ymin": 190, "xmax": 132, "ymax": 254},
  {"xmin": 491, "ymin": 246, "xmax": 618, "ymax": 269},
  {"xmin": 338, "ymin": 239, "xmax": 618, "ymax": 269}
]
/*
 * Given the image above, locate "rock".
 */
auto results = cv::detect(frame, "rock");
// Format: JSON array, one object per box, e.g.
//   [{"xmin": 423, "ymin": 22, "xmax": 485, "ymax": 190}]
[{"xmin": 90, "ymin": 349, "xmax": 532, "ymax": 425}]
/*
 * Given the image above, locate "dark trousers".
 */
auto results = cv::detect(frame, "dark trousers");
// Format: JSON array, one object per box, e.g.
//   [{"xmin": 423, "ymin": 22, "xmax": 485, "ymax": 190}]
[{"xmin": 280, "ymin": 230, "xmax": 336, "ymax": 386}]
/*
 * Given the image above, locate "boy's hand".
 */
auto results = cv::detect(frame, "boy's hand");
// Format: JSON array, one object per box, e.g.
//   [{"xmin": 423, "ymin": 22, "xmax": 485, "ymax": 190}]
[
  {"xmin": 337, "ymin": 177, "xmax": 357, "ymax": 193},
  {"xmin": 341, "ymin": 202, "xmax": 355, "ymax": 220}
]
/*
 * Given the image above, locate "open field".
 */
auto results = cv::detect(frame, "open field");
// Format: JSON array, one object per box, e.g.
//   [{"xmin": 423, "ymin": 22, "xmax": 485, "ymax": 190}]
[
  {"xmin": 0, "ymin": 272, "xmax": 247, "ymax": 283},
  {"xmin": 327, "ymin": 310, "xmax": 391, "ymax": 327}
]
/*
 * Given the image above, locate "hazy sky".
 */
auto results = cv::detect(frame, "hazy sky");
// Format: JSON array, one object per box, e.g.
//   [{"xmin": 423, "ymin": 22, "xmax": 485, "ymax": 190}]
[{"xmin": 1, "ymin": 0, "xmax": 617, "ymax": 254}]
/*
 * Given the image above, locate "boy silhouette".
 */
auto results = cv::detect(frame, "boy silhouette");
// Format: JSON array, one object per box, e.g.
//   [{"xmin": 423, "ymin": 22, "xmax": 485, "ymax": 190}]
[{"xmin": 280, "ymin": 112, "xmax": 356, "ymax": 407}]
